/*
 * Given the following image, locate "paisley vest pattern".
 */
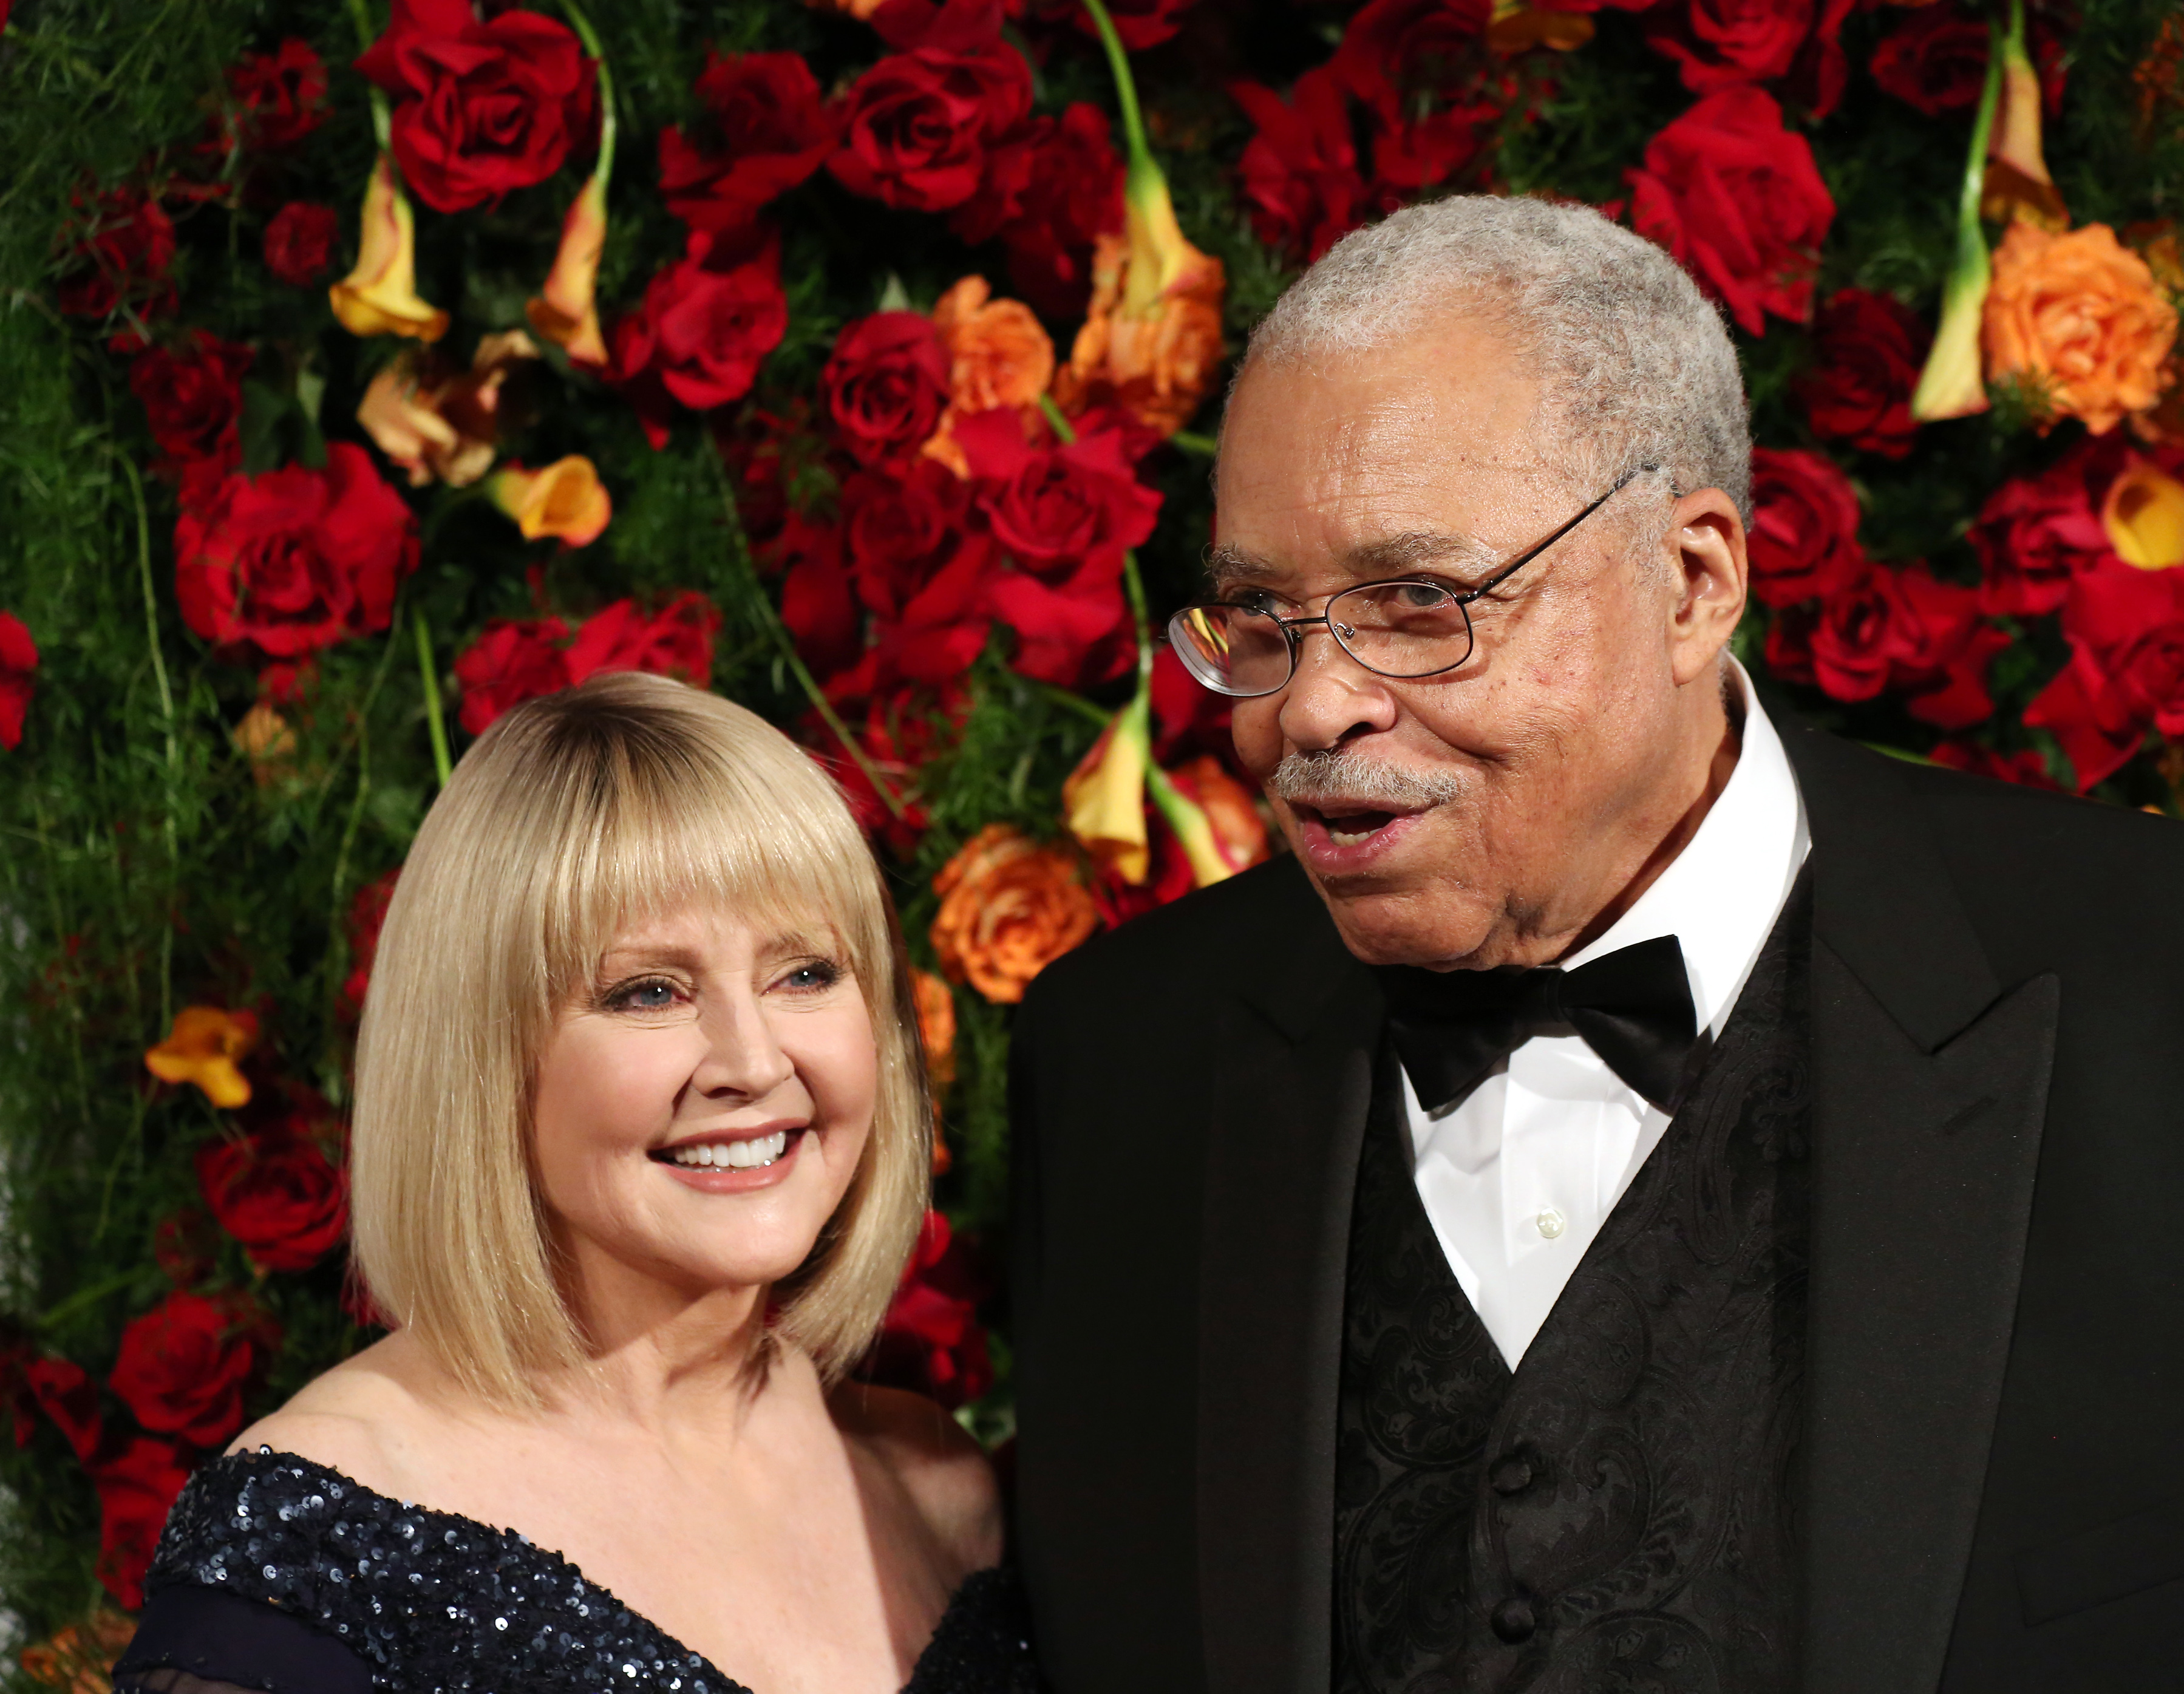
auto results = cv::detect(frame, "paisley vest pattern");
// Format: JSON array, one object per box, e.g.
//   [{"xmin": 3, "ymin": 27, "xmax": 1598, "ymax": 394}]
[{"xmin": 1332, "ymin": 879, "xmax": 1812, "ymax": 1694}]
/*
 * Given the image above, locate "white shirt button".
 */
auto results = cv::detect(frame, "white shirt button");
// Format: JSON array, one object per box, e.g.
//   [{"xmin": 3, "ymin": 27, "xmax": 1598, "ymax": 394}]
[{"xmin": 1535, "ymin": 1207, "xmax": 1567, "ymax": 1240}]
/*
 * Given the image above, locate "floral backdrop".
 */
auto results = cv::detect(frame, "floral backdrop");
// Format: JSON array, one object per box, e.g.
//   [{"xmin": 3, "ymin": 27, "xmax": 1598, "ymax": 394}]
[{"xmin": 0, "ymin": 0, "xmax": 2177, "ymax": 1673}]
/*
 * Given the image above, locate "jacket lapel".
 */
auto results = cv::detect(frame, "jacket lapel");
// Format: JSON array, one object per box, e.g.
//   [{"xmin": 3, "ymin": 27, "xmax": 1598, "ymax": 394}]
[
  {"xmin": 1195, "ymin": 858, "xmax": 1380, "ymax": 1694},
  {"xmin": 1784, "ymin": 726, "xmax": 2058, "ymax": 1694}
]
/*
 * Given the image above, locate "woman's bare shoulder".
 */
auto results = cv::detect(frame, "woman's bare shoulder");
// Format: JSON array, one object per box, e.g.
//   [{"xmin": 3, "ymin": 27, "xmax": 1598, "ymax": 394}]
[
  {"xmin": 225, "ymin": 1332, "xmax": 449, "ymax": 1499},
  {"xmin": 829, "ymin": 1381, "xmax": 1003, "ymax": 1576}
]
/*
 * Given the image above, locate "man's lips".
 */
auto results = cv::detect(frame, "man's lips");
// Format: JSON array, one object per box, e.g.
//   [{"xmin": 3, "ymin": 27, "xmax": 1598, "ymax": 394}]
[{"xmin": 1288, "ymin": 801, "xmax": 1431, "ymax": 874}]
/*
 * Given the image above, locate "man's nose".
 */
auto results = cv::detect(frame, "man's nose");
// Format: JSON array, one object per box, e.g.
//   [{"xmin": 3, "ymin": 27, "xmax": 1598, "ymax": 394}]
[{"xmin": 1276, "ymin": 627, "xmax": 1400, "ymax": 751}]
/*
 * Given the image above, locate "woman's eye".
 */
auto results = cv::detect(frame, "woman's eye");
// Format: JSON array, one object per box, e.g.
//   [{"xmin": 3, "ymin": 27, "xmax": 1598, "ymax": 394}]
[
  {"xmin": 776, "ymin": 959, "xmax": 843, "ymax": 995},
  {"xmin": 605, "ymin": 978, "xmax": 681, "ymax": 1012}
]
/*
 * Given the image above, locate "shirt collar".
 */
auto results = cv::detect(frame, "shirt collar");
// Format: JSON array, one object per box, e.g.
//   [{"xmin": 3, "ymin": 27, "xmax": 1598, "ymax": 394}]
[{"xmin": 1560, "ymin": 659, "xmax": 1810, "ymax": 1038}]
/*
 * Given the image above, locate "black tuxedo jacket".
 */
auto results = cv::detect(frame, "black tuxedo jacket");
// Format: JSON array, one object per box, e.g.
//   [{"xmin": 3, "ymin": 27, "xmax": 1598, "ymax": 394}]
[{"xmin": 1009, "ymin": 724, "xmax": 2184, "ymax": 1694}]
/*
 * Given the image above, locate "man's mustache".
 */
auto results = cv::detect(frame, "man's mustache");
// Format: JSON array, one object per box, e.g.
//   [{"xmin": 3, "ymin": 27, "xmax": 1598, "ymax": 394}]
[{"xmin": 1269, "ymin": 749, "xmax": 1465, "ymax": 811}]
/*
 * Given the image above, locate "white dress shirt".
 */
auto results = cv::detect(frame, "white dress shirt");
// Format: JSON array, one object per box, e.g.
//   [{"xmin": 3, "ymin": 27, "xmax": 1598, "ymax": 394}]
[{"xmin": 1404, "ymin": 662, "xmax": 1810, "ymax": 1370}]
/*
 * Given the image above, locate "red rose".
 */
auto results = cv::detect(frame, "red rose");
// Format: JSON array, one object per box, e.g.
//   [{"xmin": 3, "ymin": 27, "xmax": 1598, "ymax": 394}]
[
  {"xmin": 779, "ymin": 520, "xmax": 866, "ymax": 682},
  {"xmin": 452, "ymin": 615, "xmax": 571, "ymax": 735},
  {"xmin": 263, "ymin": 202, "xmax": 341, "ymax": 287},
  {"xmin": 1969, "ymin": 445, "xmax": 2115, "ymax": 617},
  {"xmin": 566, "ymin": 591, "xmax": 723, "ymax": 688},
  {"xmin": 1643, "ymin": 0, "xmax": 1813, "ymax": 97},
  {"xmin": 1064, "ymin": 0, "xmax": 1200, "ymax": 49},
  {"xmin": 356, "ymin": 0, "xmax": 598, "ymax": 214},
  {"xmin": 338, "ymin": 867, "xmax": 399, "ymax": 1021},
  {"xmin": 129, "ymin": 332, "xmax": 252, "ymax": 475},
  {"xmin": 1746, "ymin": 446, "xmax": 1865, "ymax": 607},
  {"xmin": 1929, "ymin": 740, "xmax": 2063, "ymax": 790},
  {"xmin": 988, "ymin": 566, "xmax": 1134, "ymax": 687},
  {"xmin": 89, "ymin": 1438, "xmax": 192, "ymax": 1612},
  {"xmin": 807, "ymin": 702, "xmax": 939, "ymax": 855},
  {"xmin": 174, "ymin": 444, "xmax": 418, "ymax": 659},
  {"xmin": 1795, "ymin": 288, "xmax": 1930, "ymax": 458},
  {"xmin": 154, "ymin": 1208, "xmax": 222, "ymax": 1287},
  {"xmin": 2026, "ymin": 562, "xmax": 2184, "ymax": 789},
  {"xmin": 1336, "ymin": 0, "xmax": 1494, "ymax": 90},
  {"xmin": 863, "ymin": 1211, "xmax": 993, "ymax": 1409},
  {"xmin": 0, "ymin": 611, "xmax": 36, "ymax": 752},
  {"xmin": 1151, "ymin": 641, "xmax": 1234, "ymax": 766},
  {"xmin": 823, "ymin": 312, "xmax": 953, "ymax": 470},
  {"xmin": 958, "ymin": 409, "xmax": 1162, "ymax": 581},
  {"xmin": 995, "ymin": 104, "xmax": 1126, "ymax": 321},
  {"xmin": 225, "ymin": 38, "xmax": 330, "ymax": 151},
  {"xmin": 659, "ymin": 52, "xmax": 835, "ymax": 235},
  {"xmin": 1625, "ymin": 86, "xmax": 1834, "ymax": 335},
  {"xmin": 109, "ymin": 1290, "xmax": 273, "ymax": 1450},
  {"xmin": 26, "ymin": 1356, "xmax": 103, "ymax": 1463},
  {"xmin": 1869, "ymin": 4, "xmax": 1992, "ymax": 115},
  {"xmin": 612, "ymin": 232, "xmax": 789, "ymax": 447},
  {"xmin": 56, "ymin": 185, "xmax": 177, "ymax": 321},
  {"xmin": 1230, "ymin": 69, "xmax": 1370, "ymax": 264},
  {"xmin": 1769, "ymin": 562, "xmax": 2003, "ymax": 727},
  {"xmin": 840, "ymin": 461, "xmax": 998, "ymax": 689},
  {"xmin": 828, "ymin": 45, "xmax": 1033, "ymax": 214},
  {"xmin": 196, "ymin": 1117, "xmax": 348, "ymax": 1274}
]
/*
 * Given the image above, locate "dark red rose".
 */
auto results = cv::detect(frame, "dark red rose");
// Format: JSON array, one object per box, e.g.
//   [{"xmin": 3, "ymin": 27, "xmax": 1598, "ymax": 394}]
[
  {"xmin": 611, "ymin": 231, "xmax": 789, "ymax": 447},
  {"xmin": 805, "ymin": 700, "xmax": 939, "ymax": 856},
  {"xmin": 823, "ymin": 312, "xmax": 952, "ymax": 470},
  {"xmin": 174, "ymin": 443, "xmax": 419, "ymax": 658},
  {"xmin": 154, "ymin": 1207, "xmax": 222, "ymax": 1287},
  {"xmin": 338, "ymin": 867, "xmax": 399, "ymax": 1021},
  {"xmin": 1928, "ymin": 739, "xmax": 2063, "ymax": 790},
  {"xmin": 994, "ymin": 104, "xmax": 1125, "ymax": 321},
  {"xmin": 1796, "ymin": 288, "xmax": 1930, "ymax": 458},
  {"xmin": 1781, "ymin": 0, "xmax": 1856, "ymax": 121},
  {"xmin": 1066, "ymin": 0, "xmax": 1199, "ymax": 49},
  {"xmin": 713, "ymin": 401, "xmax": 817, "ymax": 548},
  {"xmin": 356, "ymin": 0, "xmax": 597, "ymax": 214},
  {"xmin": 1869, "ymin": 4, "xmax": 1990, "ymax": 115},
  {"xmin": 659, "ymin": 52, "xmax": 835, "ymax": 235},
  {"xmin": 1089, "ymin": 815, "xmax": 1199, "ymax": 928},
  {"xmin": 56, "ymin": 185, "xmax": 177, "ymax": 321},
  {"xmin": 263, "ymin": 201, "xmax": 341, "ymax": 287},
  {"xmin": 1625, "ymin": 86, "xmax": 1834, "ymax": 335},
  {"xmin": 1644, "ymin": 0, "xmax": 1814, "ymax": 96},
  {"xmin": 225, "ymin": 38, "xmax": 330, "ymax": 151},
  {"xmin": 129, "ymin": 331, "xmax": 251, "ymax": 475},
  {"xmin": 1356, "ymin": 77, "xmax": 1494, "ymax": 205},
  {"xmin": 1230, "ymin": 69, "xmax": 1370, "ymax": 264},
  {"xmin": 89, "ymin": 1438, "xmax": 192, "ymax": 1611},
  {"xmin": 957, "ymin": 409, "xmax": 1163, "ymax": 580},
  {"xmin": 827, "ymin": 45, "xmax": 1033, "ymax": 214},
  {"xmin": 566, "ymin": 591, "xmax": 723, "ymax": 688},
  {"xmin": 839, "ymin": 462, "xmax": 998, "ymax": 689},
  {"xmin": 0, "ymin": 611, "xmax": 36, "ymax": 753},
  {"xmin": 869, "ymin": 0, "xmax": 1010, "ymax": 50},
  {"xmin": 109, "ymin": 1289, "xmax": 273, "ymax": 1449},
  {"xmin": 453, "ymin": 616, "xmax": 571, "ymax": 735},
  {"xmin": 2025, "ymin": 561, "xmax": 2184, "ymax": 789},
  {"xmin": 988, "ymin": 564, "xmax": 1134, "ymax": 687},
  {"xmin": 1746, "ymin": 446, "xmax": 1866, "ymax": 607},
  {"xmin": 778, "ymin": 519, "xmax": 865, "ymax": 681},
  {"xmin": 1336, "ymin": 0, "xmax": 1494, "ymax": 91},
  {"xmin": 1970, "ymin": 445, "xmax": 2115, "ymax": 617},
  {"xmin": 26, "ymin": 1356, "xmax": 103, "ymax": 1463},
  {"xmin": 1151, "ymin": 641, "xmax": 1234, "ymax": 766},
  {"xmin": 862, "ymin": 1211, "xmax": 994, "ymax": 1409},
  {"xmin": 1770, "ymin": 561, "xmax": 2003, "ymax": 727},
  {"xmin": 196, "ymin": 1117, "xmax": 348, "ymax": 1274}
]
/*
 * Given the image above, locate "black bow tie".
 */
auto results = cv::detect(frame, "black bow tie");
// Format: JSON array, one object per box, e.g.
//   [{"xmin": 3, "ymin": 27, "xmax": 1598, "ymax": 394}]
[{"xmin": 1377, "ymin": 934, "xmax": 1699, "ymax": 1114}]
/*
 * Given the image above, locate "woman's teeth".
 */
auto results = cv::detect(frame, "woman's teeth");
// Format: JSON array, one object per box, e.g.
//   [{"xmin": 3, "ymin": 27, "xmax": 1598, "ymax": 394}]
[{"xmin": 670, "ymin": 1131, "xmax": 789, "ymax": 1169}]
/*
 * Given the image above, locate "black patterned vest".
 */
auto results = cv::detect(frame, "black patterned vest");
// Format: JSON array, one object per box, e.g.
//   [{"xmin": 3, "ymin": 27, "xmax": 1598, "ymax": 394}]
[{"xmin": 1332, "ymin": 879, "xmax": 1812, "ymax": 1694}]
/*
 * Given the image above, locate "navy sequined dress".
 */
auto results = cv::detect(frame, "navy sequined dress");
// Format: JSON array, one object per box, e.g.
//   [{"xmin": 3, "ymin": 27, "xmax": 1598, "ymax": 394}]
[{"xmin": 112, "ymin": 1449, "xmax": 1042, "ymax": 1694}]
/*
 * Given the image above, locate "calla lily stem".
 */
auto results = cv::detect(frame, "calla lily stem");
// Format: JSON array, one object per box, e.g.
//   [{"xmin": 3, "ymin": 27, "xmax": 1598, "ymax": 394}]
[
  {"xmin": 1078, "ymin": 0, "xmax": 1154, "ymax": 172},
  {"xmin": 413, "ymin": 607, "xmax": 452, "ymax": 789}
]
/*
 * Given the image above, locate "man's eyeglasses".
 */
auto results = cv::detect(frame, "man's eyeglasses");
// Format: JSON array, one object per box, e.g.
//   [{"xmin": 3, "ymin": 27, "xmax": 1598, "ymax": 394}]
[{"xmin": 1166, "ymin": 464, "xmax": 1663, "ymax": 699}]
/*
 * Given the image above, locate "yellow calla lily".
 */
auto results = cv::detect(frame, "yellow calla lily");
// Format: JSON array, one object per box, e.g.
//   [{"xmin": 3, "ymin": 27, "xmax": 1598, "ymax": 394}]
[
  {"xmin": 145, "ymin": 1006, "xmax": 260, "ymax": 1109},
  {"xmin": 1062, "ymin": 692, "xmax": 1152, "ymax": 884},
  {"xmin": 486, "ymin": 455, "xmax": 613, "ymax": 548},
  {"xmin": 2104, "ymin": 461, "xmax": 2184, "ymax": 568},
  {"xmin": 330, "ymin": 153, "xmax": 449, "ymax": 344}
]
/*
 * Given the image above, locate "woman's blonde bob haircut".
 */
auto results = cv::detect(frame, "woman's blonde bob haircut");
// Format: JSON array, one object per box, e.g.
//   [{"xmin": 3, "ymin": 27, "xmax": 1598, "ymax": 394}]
[{"xmin": 350, "ymin": 670, "xmax": 930, "ymax": 1407}]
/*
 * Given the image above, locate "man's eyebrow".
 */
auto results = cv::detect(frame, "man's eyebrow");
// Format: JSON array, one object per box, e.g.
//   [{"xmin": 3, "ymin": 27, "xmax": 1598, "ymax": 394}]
[
  {"xmin": 1202, "ymin": 531, "xmax": 1502, "ymax": 587},
  {"xmin": 1203, "ymin": 543, "xmax": 1278, "ymax": 583}
]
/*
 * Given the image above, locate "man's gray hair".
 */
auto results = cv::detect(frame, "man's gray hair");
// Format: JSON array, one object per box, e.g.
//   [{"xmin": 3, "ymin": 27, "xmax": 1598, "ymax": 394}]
[{"xmin": 1243, "ymin": 196, "xmax": 1752, "ymax": 522}]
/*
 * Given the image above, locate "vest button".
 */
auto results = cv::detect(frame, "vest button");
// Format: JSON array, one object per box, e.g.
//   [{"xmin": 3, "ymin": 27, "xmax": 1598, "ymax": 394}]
[
  {"xmin": 1488, "ymin": 1454, "xmax": 1534, "ymax": 1494},
  {"xmin": 1490, "ymin": 1597, "xmax": 1536, "ymax": 1643}
]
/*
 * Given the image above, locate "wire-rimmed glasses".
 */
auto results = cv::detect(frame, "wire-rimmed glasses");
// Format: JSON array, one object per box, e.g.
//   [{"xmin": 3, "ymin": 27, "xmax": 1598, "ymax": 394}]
[{"xmin": 1166, "ymin": 464, "xmax": 1662, "ymax": 699}]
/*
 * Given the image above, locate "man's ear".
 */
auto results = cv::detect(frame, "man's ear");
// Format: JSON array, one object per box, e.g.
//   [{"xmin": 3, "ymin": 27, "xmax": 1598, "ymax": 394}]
[{"xmin": 1662, "ymin": 486, "xmax": 1747, "ymax": 686}]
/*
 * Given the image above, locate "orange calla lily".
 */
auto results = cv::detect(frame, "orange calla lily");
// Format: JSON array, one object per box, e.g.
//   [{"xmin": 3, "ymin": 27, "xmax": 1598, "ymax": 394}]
[
  {"xmin": 1062, "ymin": 693, "xmax": 1152, "ymax": 884},
  {"xmin": 486, "ymin": 455, "xmax": 612, "ymax": 547},
  {"xmin": 1912, "ymin": 24, "xmax": 2004, "ymax": 421},
  {"xmin": 2104, "ymin": 460, "xmax": 2184, "ymax": 568},
  {"xmin": 145, "ymin": 1007, "xmax": 261, "ymax": 1109},
  {"xmin": 528, "ymin": 173, "xmax": 610, "ymax": 366},
  {"xmin": 330, "ymin": 153, "xmax": 449, "ymax": 344},
  {"xmin": 1487, "ymin": 0, "xmax": 1594, "ymax": 53},
  {"xmin": 1981, "ymin": 0, "xmax": 2067, "ymax": 231}
]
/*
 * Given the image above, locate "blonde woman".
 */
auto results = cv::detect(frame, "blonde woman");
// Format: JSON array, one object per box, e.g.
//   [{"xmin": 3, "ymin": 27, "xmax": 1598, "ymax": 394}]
[{"xmin": 112, "ymin": 673, "xmax": 1034, "ymax": 1694}]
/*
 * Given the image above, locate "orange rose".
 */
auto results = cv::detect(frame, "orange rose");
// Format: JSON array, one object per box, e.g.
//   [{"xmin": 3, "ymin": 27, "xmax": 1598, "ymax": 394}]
[
  {"xmin": 923, "ymin": 275, "xmax": 1056, "ymax": 477},
  {"xmin": 1984, "ymin": 221, "xmax": 2180, "ymax": 435},
  {"xmin": 19, "ymin": 1613, "xmax": 136, "ymax": 1694},
  {"xmin": 232, "ymin": 702, "xmax": 296, "ymax": 787},
  {"xmin": 929, "ymin": 823, "xmax": 1098, "ymax": 1005},
  {"xmin": 356, "ymin": 330, "xmax": 538, "ymax": 489},
  {"xmin": 145, "ymin": 1007, "xmax": 260, "ymax": 1109},
  {"xmin": 1053, "ymin": 225, "xmax": 1226, "ymax": 438},
  {"xmin": 910, "ymin": 966, "xmax": 957, "ymax": 1173}
]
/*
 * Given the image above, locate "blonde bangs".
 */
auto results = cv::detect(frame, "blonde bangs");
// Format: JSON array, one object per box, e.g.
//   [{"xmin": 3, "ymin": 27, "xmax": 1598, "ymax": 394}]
[{"xmin": 350, "ymin": 672, "xmax": 931, "ymax": 1409}]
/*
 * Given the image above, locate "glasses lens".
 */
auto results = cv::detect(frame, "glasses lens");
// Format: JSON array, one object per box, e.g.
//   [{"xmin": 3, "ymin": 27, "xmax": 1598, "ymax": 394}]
[
  {"xmin": 1169, "ymin": 604, "xmax": 1293, "ymax": 696},
  {"xmin": 1333, "ymin": 582, "xmax": 1474, "ymax": 678}
]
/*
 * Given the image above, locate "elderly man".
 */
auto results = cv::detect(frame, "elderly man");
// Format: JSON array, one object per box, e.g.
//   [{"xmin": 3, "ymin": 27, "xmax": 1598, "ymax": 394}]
[{"xmin": 1009, "ymin": 196, "xmax": 2184, "ymax": 1694}]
